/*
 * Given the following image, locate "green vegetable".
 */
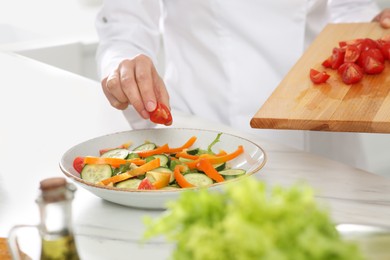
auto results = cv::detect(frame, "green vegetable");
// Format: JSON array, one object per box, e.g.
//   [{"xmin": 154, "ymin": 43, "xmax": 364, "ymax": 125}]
[
  {"xmin": 143, "ymin": 178, "xmax": 363, "ymax": 260},
  {"xmin": 207, "ymin": 132, "xmax": 222, "ymax": 154}
]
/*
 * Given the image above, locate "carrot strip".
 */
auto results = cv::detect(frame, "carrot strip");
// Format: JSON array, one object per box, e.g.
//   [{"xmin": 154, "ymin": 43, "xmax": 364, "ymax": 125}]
[
  {"xmin": 196, "ymin": 158, "xmax": 224, "ymax": 183},
  {"xmin": 174, "ymin": 165, "xmax": 195, "ymax": 188},
  {"xmin": 185, "ymin": 145, "xmax": 244, "ymax": 169},
  {"xmin": 84, "ymin": 157, "xmax": 145, "ymax": 168},
  {"xmin": 136, "ymin": 143, "xmax": 169, "ymax": 158},
  {"xmin": 99, "ymin": 158, "xmax": 160, "ymax": 185},
  {"xmin": 99, "ymin": 141, "xmax": 132, "ymax": 155},
  {"xmin": 166, "ymin": 136, "xmax": 197, "ymax": 153},
  {"xmin": 175, "ymin": 151, "xmax": 199, "ymax": 160}
]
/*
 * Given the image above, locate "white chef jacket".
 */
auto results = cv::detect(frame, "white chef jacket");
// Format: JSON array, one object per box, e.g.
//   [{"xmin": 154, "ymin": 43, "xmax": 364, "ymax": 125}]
[{"xmin": 95, "ymin": 0, "xmax": 387, "ymax": 174}]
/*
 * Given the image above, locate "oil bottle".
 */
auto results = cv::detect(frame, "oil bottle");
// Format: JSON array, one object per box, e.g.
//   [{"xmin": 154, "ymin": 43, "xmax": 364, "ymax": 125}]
[{"xmin": 37, "ymin": 177, "xmax": 80, "ymax": 260}]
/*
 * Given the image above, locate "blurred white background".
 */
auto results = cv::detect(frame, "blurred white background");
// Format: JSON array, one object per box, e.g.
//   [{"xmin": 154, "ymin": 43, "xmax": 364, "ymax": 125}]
[
  {"xmin": 0, "ymin": 0, "xmax": 388, "ymax": 80},
  {"xmin": 1, "ymin": 0, "xmax": 389, "ymax": 176}
]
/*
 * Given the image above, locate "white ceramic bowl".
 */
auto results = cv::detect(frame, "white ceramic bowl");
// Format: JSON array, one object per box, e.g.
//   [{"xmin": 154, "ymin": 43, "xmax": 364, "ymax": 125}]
[{"xmin": 60, "ymin": 128, "xmax": 266, "ymax": 209}]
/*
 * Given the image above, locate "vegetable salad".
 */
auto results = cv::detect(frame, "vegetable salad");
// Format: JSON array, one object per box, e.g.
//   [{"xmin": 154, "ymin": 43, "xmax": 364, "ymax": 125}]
[{"xmin": 72, "ymin": 133, "xmax": 247, "ymax": 190}]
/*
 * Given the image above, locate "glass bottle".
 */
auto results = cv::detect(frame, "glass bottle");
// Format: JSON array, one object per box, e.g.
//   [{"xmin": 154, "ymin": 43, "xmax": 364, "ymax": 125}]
[{"xmin": 36, "ymin": 177, "xmax": 80, "ymax": 260}]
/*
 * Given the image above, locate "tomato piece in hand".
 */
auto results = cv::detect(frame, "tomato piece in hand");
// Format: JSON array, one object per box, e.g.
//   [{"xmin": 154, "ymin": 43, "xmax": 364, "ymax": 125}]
[
  {"xmin": 73, "ymin": 156, "xmax": 85, "ymax": 174},
  {"xmin": 310, "ymin": 69, "xmax": 330, "ymax": 84},
  {"xmin": 138, "ymin": 178, "xmax": 155, "ymax": 190},
  {"xmin": 337, "ymin": 63, "xmax": 363, "ymax": 85},
  {"xmin": 149, "ymin": 102, "xmax": 172, "ymax": 125}
]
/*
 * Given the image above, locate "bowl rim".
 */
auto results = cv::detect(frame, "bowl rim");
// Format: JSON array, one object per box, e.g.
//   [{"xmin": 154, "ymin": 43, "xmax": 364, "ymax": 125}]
[{"xmin": 59, "ymin": 127, "xmax": 267, "ymax": 193}]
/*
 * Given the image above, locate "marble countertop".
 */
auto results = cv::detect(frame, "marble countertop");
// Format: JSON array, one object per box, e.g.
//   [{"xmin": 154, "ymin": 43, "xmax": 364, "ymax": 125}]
[{"xmin": 1, "ymin": 51, "xmax": 389, "ymax": 259}]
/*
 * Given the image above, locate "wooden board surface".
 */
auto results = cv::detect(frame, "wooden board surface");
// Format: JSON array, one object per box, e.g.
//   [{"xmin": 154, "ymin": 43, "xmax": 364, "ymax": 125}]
[{"xmin": 250, "ymin": 23, "xmax": 390, "ymax": 133}]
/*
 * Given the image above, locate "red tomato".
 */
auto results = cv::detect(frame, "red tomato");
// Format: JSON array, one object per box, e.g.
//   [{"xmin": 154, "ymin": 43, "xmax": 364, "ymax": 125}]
[
  {"xmin": 149, "ymin": 102, "xmax": 172, "ymax": 125},
  {"xmin": 358, "ymin": 49, "xmax": 385, "ymax": 74},
  {"xmin": 344, "ymin": 45, "xmax": 361, "ymax": 63},
  {"xmin": 310, "ymin": 69, "xmax": 330, "ymax": 84},
  {"xmin": 359, "ymin": 38, "xmax": 380, "ymax": 52},
  {"xmin": 377, "ymin": 40, "xmax": 390, "ymax": 60},
  {"xmin": 138, "ymin": 178, "xmax": 155, "ymax": 190},
  {"xmin": 322, "ymin": 56, "xmax": 332, "ymax": 68},
  {"xmin": 338, "ymin": 63, "xmax": 363, "ymax": 84},
  {"xmin": 331, "ymin": 47, "xmax": 345, "ymax": 69},
  {"xmin": 73, "ymin": 156, "xmax": 85, "ymax": 174},
  {"xmin": 362, "ymin": 56, "xmax": 385, "ymax": 75}
]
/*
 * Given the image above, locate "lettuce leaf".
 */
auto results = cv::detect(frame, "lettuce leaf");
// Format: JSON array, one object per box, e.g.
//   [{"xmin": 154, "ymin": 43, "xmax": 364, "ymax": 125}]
[{"xmin": 143, "ymin": 178, "xmax": 363, "ymax": 260}]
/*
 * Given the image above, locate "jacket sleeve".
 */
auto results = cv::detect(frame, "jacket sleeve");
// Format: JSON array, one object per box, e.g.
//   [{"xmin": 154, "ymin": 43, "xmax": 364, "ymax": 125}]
[
  {"xmin": 95, "ymin": 0, "xmax": 162, "ymax": 80},
  {"xmin": 328, "ymin": 0, "xmax": 380, "ymax": 23}
]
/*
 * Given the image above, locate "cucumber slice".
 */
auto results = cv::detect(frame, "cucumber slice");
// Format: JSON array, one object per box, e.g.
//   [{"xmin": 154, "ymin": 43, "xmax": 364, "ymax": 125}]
[
  {"xmin": 186, "ymin": 148, "xmax": 199, "ymax": 155},
  {"xmin": 81, "ymin": 164, "xmax": 112, "ymax": 183},
  {"xmin": 133, "ymin": 143, "xmax": 157, "ymax": 151},
  {"xmin": 218, "ymin": 169, "xmax": 246, "ymax": 176},
  {"xmin": 184, "ymin": 173, "xmax": 213, "ymax": 187},
  {"xmin": 101, "ymin": 148, "xmax": 129, "ymax": 159},
  {"xmin": 169, "ymin": 160, "xmax": 190, "ymax": 173},
  {"xmin": 178, "ymin": 157, "xmax": 193, "ymax": 163},
  {"xmin": 214, "ymin": 162, "xmax": 226, "ymax": 171},
  {"xmin": 218, "ymin": 169, "xmax": 246, "ymax": 180},
  {"xmin": 127, "ymin": 152, "xmax": 140, "ymax": 159},
  {"xmin": 115, "ymin": 178, "xmax": 142, "ymax": 189},
  {"xmin": 146, "ymin": 154, "xmax": 170, "ymax": 167}
]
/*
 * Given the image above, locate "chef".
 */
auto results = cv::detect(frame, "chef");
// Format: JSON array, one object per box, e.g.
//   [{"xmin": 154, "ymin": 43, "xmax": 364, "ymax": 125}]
[{"xmin": 95, "ymin": 0, "xmax": 390, "ymax": 173}]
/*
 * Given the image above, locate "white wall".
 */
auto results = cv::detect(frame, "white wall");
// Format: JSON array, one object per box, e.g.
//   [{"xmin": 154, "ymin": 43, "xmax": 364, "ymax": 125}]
[{"xmin": 0, "ymin": 0, "xmax": 101, "ymax": 79}]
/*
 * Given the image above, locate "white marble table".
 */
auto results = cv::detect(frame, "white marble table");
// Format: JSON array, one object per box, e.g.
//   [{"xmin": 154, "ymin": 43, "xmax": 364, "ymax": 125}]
[{"xmin": 1, "ymin": 51, "xmax": 390, "ymax": 259}]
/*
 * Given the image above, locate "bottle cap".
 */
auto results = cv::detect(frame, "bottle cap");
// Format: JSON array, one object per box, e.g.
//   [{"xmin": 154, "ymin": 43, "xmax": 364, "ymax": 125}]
[
  {"xmin": 39, "ymin": 177, "xmax": 68, "ymax": 202},
  {"xmin": 40, "ymin": 177, "xmax": 67, "ymax": 191}
]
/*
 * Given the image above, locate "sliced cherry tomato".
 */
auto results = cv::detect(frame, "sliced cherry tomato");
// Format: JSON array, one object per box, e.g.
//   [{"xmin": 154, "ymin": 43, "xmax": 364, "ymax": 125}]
[
  {"xmin": 344, "ymin": 45, "xmax": 361, "ymax": 63},
  {"xmin": 73, "ymin": 156, "xmax": 85, "ymax": 174},
  {"xmin": 359, "ymin": 38, "xmax": 380, "ymax": 52},
  {"xmin": 377, "ymin": 40, "xmax": 390, "ymax": 60},
  {"xmin": 138, "ymin": 178, "xmax": 155, "ymax": 190},
  {"xmin": 149, "ymin": 102, "xmax": 172, "ymax": 125},
  {"xmin": 322, "ymin": 56, "xmax": 332, "ymax": 68},
  {"xmin": 358, "ymin": 49, "xmax": 385, "ymax": 74},
  {"xmin": 310, "ymin": 69, "xmax": 330, "ymax": 84},
  {"xmin": 337, "ymin": 63, "xmax": 363, "ymax": 85},
  {"xmin": 331, "ymin": 47, "xmax": 345, "ymax": 69},
  {"xmin": 362, "ymin": 56, "xmax": 385, "ymax": 75}
]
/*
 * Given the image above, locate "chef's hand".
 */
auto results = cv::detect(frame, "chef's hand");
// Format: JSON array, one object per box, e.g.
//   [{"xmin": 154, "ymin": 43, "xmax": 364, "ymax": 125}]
[
  {"xmin": 373, "ymin": 8, "xmax": 390, "ymax": 28},
  {"xmin": 101, "ymin": 54, "xmax": 171, "ymax": 125}
]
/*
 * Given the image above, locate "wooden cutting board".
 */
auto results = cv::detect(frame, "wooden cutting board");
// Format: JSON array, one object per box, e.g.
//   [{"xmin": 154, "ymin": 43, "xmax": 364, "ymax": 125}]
[{"xmin": 250, "ymin": 23, "xmax": 390, "ymax": 133}]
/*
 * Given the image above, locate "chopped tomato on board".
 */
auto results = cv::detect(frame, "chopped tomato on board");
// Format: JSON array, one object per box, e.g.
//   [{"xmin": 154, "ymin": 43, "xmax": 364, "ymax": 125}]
[
  {"xmin": 321, "ymin": 56, "xmax": 332, "ymax": 68},
  {"xmin": 314, "ymin": 35, "xmax": 389, "ymax": 85},
  {"xmin": 377, "ymin": 40, "xmax": 390, "ymax": 60},
  {"xmin": 149, "ymin": 102, "xmax": 172, "ymax": 125},
  {"xmin": 331, "ymin": 47, "xmax": 345, "ymax": 69},
  {"xmin": 344, "ymin": 45, "xmax": 361, "ymax": 63},
  {"xmin": 310, "ymin": 69, "xmax": 330, "ymax": 84},
  {"xmin": 338, "ymin": 63, "xmax": 364, "ymax": 85}
]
